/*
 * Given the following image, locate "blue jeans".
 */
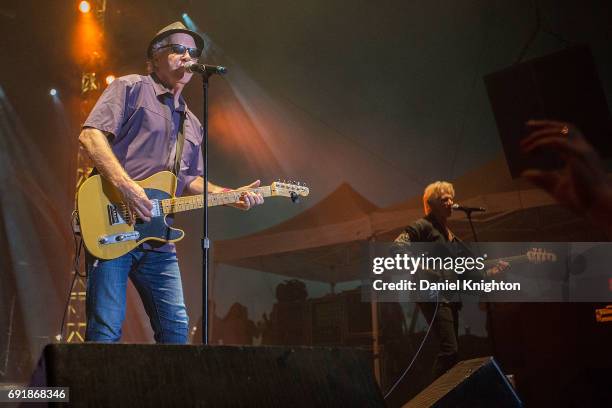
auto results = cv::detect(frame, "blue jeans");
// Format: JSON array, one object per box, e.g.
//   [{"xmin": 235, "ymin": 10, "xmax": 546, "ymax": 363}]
[{"xmin": 85, "ymin": 249, "xmax": 189, "ymax": 343}]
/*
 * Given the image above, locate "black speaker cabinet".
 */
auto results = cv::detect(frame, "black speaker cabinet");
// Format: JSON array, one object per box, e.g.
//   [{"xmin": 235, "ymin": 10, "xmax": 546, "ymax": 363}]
[
  {"xmin": 403, "ymin": 357, "xmax": 522, "ymax": 408},
  {"xmin": 484, "ymin": 45, "xmax": 612, "ymax": 178},
  {"xmin": 33, "ymin": 343, "xmax": 386, "ymax": 407}
]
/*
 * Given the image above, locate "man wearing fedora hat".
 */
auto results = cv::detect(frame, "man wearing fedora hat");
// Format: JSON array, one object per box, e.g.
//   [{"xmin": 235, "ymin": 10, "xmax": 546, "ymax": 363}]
[{"xmin": 78, "ymin": 22, "xmax": 263, "ymax": 343}]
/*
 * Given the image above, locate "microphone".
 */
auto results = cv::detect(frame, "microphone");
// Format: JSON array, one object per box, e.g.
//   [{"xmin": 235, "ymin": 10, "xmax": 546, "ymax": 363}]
[
  {"xmin": 452, "ymin": 203, "xmax": 486, "ymax": 213},
  {"xmin": 184, "ymin": 61, "xmax": 228, "ymax": 75}
]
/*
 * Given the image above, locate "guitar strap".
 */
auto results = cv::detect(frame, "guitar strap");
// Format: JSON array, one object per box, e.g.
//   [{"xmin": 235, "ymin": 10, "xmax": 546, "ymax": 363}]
[{"xmin": 172, "ymin": 112, "xmax": 187, "ymax": 176}]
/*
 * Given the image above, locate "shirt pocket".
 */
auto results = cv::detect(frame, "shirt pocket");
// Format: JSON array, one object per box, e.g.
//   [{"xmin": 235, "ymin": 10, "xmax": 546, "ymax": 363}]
[{"xmin": 180, "ymin": 128, "xmax": 202, "ymax": 175}]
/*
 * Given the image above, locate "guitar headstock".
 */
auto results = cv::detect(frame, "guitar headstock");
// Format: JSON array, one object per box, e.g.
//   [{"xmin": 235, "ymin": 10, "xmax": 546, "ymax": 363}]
[
  {"xmin": 527, "ymin": 248, "xmax": 557, "ymax": 263},
  {"xmin": 270, "ymin": 180, "xmax": 310, "ymax": 201}
]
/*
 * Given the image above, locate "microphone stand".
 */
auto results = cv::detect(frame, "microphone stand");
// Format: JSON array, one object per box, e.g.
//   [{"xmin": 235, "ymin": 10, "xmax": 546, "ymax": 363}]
[
  {"xmin": 200, "ymin": 72, "xmax": 211, "ymax": 345},
  {"xmin": 465, "ymin": 209, "xmax": 479, "ymax": 243},
  {"xmin": 192, "ymin": 62, "xmax": 227, "ymax": 345},
  {"xmin": 459, "ymin": 209, "xmax": 498, "ymax": 358}
]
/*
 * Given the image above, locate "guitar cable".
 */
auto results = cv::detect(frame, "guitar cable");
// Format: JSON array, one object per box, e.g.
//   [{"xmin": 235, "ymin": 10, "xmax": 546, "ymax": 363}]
[
  {"xmin": 383, "ymin": 290, "xmax": 440, "ymax": 400},
  {"xmin": 57, "ymin": 211, "xmax": 89, "ymax": 342},
  {"xmin": 70, "ymin": 211, "xmax": 87, "ymax": 278}
]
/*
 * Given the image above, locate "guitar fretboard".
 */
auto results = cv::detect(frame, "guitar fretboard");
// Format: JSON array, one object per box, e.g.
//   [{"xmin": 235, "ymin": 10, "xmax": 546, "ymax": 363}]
[
  {"xmin": 484, "ymin": 254, "xmax": 530, "ymax": 267},
  {"xmin": 160, "ymin": 186, "xmax": 272, "ymax": 214}
]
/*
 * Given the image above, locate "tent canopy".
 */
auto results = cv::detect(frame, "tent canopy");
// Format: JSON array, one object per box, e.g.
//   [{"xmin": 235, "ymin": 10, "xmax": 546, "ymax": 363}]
[{"xmin": 213, "ymin": 182, "xmax": 378, "ymax": 283}]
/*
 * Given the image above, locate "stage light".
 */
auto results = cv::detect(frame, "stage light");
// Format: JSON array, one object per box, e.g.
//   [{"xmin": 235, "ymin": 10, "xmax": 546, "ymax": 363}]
[
  {"xmin": 49, "ymin": 88, "xmax": 58, "ymax": 96},
  {"xmin": 182, "ymin": 13, "xmax": 198, "ymax": 32},
  {"xmin": 105, "ymin": 74, "xmax": 115, "ymax": 85},
  {"xmin": 78, "ymin": 1, "xmax": 91, "ymax": 14},
  {"xmin": 73, "ymin": 2, "xmax": 105, "ymax": 67}
]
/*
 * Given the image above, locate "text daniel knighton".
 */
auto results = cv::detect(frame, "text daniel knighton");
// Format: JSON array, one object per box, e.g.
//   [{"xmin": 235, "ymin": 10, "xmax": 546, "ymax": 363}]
[{"xmin": 372, "ymin": 279, "xmax": 521, "ymax": 293}]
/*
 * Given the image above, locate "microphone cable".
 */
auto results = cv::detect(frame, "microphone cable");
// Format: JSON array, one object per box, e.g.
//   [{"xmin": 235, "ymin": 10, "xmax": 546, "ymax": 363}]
[{"xmin": 383, "ymin": 290, "xmax": 440, "ymax": 400}]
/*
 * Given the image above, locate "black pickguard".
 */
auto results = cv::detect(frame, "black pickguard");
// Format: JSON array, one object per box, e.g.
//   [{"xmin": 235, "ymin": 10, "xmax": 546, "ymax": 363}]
[{"xmin": 133, "ymin": 188, "xmax": 183, "ymax": 243}]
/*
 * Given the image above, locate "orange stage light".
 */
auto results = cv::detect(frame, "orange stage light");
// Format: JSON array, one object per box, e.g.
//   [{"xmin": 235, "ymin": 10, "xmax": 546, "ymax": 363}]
[
  {"xmin": 105, "ymin": 75, "xmax": 115, "ymax": 85},
  {"xmin": 78, "ymin": 1, "xmax": 91, "ymax": 14},
  {"xmin": 72, "ymin": 4, "xmax": 105, "ymax": 69}
]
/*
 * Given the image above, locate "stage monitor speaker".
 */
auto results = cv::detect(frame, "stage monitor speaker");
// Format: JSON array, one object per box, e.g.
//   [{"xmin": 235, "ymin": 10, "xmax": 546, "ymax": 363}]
[
  {"xmin": 484, "ymin": 45, "xmax": 612, "ymax": 178},
  {"xmin": 33, "ymin": 343, "xmax": 385, "ymax": 407},
  {"xmin": 403, "ymin": 356, "xmax": 522, "ymax": 408}
]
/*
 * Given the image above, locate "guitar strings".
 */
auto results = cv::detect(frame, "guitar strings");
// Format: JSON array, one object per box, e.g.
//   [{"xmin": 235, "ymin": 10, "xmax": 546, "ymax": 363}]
[{"xmin": 115, "ymin": 188, "xmax": 272, "ymax": 221}]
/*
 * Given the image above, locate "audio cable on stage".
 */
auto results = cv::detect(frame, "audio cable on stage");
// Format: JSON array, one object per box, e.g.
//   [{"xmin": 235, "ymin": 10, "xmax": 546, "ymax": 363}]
[{"xmin": 383, "ymin": 291, "xmax": 440, "ymax": 400}]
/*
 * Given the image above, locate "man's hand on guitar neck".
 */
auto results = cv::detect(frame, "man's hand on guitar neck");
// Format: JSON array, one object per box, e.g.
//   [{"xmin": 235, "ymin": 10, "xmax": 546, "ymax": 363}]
[
  {"xmin": 186, "ymin": 177, "xmax": 265, "ymax": 211},
  {"xmin": 486, "ymin": 248, "xmax": 556, "ymax": 277},
  {"xmin": 486, "ymin": 260, "xmax": 510, "ymax": 277},
  {"xmin": 226, "ymin": 180, "xmax": 265, "ymax": 211},
  {"xmin": 118, "ymin": 178, "xmax": 153, "ymax": 224}
]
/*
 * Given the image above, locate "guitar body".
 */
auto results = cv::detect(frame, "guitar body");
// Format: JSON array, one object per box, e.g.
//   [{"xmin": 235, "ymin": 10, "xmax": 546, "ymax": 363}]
[
  {"xmin": 77, "ymin": 171, "xmax": 309, "ymax": 260},
  {"xmin": 77, "ymin": 171, "xmax": 184, "ymax": 260}
]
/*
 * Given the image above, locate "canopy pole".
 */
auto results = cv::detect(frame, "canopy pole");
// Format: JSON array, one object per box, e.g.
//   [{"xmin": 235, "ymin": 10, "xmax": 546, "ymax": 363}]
[{"xmin": 369, "ymin": 236, "xmax": 382, "ymax": 386}]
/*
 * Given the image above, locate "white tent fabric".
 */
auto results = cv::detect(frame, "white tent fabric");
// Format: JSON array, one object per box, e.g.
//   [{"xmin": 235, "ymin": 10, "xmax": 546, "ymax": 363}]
[{"xmin": 214, "ymin": 182, "xmax": 378, "ymax": 283}]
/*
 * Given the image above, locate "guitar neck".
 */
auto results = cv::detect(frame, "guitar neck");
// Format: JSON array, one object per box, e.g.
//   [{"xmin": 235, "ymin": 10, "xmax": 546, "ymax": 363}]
[
  {"xmin": 160, "ymin": 186, "xmax": 273, "ymax": 214},
  {"xmin": 484, "ymin": 254, "xmax": 529, "ymax": 267}
]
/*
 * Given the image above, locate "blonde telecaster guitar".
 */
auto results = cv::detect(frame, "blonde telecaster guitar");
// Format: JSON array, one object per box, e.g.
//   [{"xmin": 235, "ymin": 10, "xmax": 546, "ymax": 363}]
[{"xmin": 77, "ymin": 171, "xmax": 309, "ymax": 260}]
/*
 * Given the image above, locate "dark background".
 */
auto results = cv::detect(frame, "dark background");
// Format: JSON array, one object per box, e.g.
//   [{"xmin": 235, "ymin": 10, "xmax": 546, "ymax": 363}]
[{"xmin": 1, "ymin": 0, "xmax": 612, "ymax": 405}]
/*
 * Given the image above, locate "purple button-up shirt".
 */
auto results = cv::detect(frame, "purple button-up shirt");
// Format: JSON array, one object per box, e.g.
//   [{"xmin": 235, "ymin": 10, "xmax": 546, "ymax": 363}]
[{"xmin": 83, "ymin": 74, "xmax": 204, "ymax": 252}]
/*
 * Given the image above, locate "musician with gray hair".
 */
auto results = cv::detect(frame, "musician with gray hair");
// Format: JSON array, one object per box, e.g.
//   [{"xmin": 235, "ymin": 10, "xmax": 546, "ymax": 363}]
[{"xmin": 78, "ymin": 22, "xmax": 263, "ymax": 343}]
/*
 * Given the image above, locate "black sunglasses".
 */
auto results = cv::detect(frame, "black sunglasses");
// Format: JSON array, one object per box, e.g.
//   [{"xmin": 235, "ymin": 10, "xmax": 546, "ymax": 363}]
[{"xmin": 158, "ymin": 44, "xmax": 202, "ymax": 58}]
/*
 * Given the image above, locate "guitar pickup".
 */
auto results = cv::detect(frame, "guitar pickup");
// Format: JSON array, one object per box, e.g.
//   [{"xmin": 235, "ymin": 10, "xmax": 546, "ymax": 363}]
[
  {"xmin": 107, "ymin": 204, "xmax": 127, "ymax": 225},
  {"xmin": 99, "ymin": 231, "xmax": 140, "ymax": 245},
  {"xmin": 107, "ymin": 201, "xmax": 160, "ymax": 225}
]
